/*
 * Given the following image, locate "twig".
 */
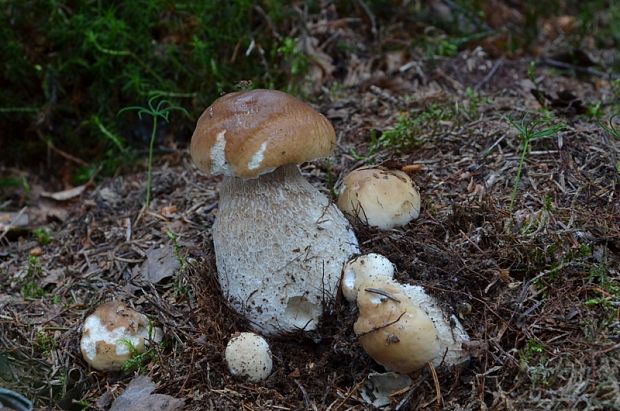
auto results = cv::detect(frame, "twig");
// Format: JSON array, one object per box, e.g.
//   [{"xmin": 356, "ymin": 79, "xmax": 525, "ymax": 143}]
[
  {"xmin": 363, "ymin": 287, "xmax": 401, "ymax": 303},
  {"xmin": 356, "ymin": 311, "xmax": 406, "ymax": 338},
  {"xmin": 294, "ymin": 379, "xmax": 317, "ymax": 411},
  {"xmin": 474, "ymin": 58, "xmax": 504, "ymax": 91},
  {"xmin": 355, "ymin": 0, "xmax": 377, "ymax": 38},
  {"xmin": 538, "ymin": 58, "xmax": 620, "ymax": 80},
  {"xmin": 395, "ymin": 379, "xmax": 425, "ymax": 411},
  {"xmin": 39, "ymin": 134, "xmax": 89, "ymax": 167},
  {"xmin": 332, "ymin": 377, "xmax": 366, "ymax": 411},
  {"xmin": 0, "ymin": 206, "xmax": 28, "ymax": 243},
  {"xmin": 428, "ymin": 362, "xmax": 442, "ymax": 410}
]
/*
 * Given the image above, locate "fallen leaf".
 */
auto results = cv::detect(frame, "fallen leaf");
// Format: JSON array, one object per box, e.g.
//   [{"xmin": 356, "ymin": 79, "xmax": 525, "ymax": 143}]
[
  {"xmin": 109, "ymin": 375, "xmax": 183, "ymax": 411},
  {"xmin": 360, "ymin": 372, "xmax": 412, "ymax": 408},
  {"xmin": 41, "ymin": 184, "xmax": 87, "ymax": 201},
  {"xmin": 139, "ymin": 246, "xmax": 180, "ymax": 284},
  {"xmin": 0, "ymin": 211, "xmax": 29, "ymax": 228}
]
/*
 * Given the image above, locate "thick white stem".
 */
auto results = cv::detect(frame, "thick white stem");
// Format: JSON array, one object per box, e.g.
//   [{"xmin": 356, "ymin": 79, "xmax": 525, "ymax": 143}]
[{"xmin": 213, "ymin": 165, "xmax": 359, "ymax": 335}]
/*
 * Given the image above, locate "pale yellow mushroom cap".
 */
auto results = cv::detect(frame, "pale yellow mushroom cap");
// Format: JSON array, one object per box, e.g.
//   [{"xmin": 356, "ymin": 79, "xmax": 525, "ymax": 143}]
[
  {"xmin": 337, "ymin": 167, "xmax": 421, "ymax": 229},
  {"xmin": 354, "ymin": 279, "xmax": 440, "ymax": 373}
]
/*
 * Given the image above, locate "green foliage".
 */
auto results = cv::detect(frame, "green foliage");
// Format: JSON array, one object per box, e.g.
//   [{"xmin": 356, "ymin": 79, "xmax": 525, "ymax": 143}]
[
  {"xmin": 519, "ymin": 338, "xmax": 551, "ymax": 386},
  {"xmin": 35, "ymin": 330, "xmax": 57, "ymax": 355},
  {"xmin": 598, "ymin": 115, "xmax": 620, "ymax": 140},
  {"xmin": 21, "ymin": 255, "xmax": 45, "ymax": 300},
  {"xmin": 597, "ymin": 115, "xmax": 620, "ymax": 171},
  {"xmin": 119, "ymin": 96, "xmax": 188, "ymax": 208},
  {"xmin": 505, "ymin": 115, "xmax": 565, "ymax": 211},
  {"xmin": 0, "ymin": 0, "xmax": 303, "ymax": 171},
  {"xmin": 166, "ymin": 230, "xmax": 191, "ymax": 299},
  {"xmin": 166, "ymin": 230, "xmax": 187, "ymax": 272},
  {"xmin": 585, "ymin": 264, "xmax": 619, "ymax": 311},
  {"xmin": 353, "ymin": 103, "xmax": 452, "ymax": 160},
  {"xmin": 33, "ymin": 228, "xmax": 52, "ymax": 245},
  {"xmin": 119, "ymin": 322, "xmax": 160, "ymax": 373}
]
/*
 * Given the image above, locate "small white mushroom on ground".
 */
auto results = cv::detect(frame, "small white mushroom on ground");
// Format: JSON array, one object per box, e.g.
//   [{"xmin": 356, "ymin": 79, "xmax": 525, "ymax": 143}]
[
  {"xmin": 337, "ymin": 166, "xmax": 421, "ymax": 230},
  {"xmin": 225, "ymin": 332, "xmax": 273, "ymax": 382},
  {"xmin": 354, "ymin": 279, "xmax": 440, "ymax": 373},
  {"xmin": 342, "ymin": 253, "xmax": 395, "ymax": 303},
  {"xmin": 191, "ymin": 89, "xmax": 359, "ymax": 336},
  {"xmin": 80, "ymin": 301, "xmax": 162, "ymax": 371}
]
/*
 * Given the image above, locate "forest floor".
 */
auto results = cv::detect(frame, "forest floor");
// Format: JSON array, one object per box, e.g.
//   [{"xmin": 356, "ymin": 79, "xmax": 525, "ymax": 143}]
[{"xmin": 1, "ymin": 23, "xmax": 620, "ymax": 411}]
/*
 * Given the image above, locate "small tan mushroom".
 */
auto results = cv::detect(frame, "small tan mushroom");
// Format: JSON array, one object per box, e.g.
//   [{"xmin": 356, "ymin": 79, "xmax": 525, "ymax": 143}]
[
  {"xmin": 80, "ymin": 301, "xmax": 162, "ymax": 371},
  {"xmin": 337, "ymin": 167, "xmax": 421, "ymax": 230},
  {"xmin": 354, "ymin": 279, "xmax": 440, "ymax": 373}
]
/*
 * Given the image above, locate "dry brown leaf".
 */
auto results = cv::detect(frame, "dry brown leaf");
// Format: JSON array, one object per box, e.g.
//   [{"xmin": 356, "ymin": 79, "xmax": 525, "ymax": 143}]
[
  {"xmin": 109, "ymin": 375, "xmax": 183, "ymax": 411},
  {"xmin": 41, "ymin": 184, "xmax": 87, "ymax": 201}
]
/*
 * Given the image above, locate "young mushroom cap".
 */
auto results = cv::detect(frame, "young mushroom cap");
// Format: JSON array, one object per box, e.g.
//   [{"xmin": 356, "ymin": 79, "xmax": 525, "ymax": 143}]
[
  {"xmin": 225, "ymin": 332, "xmax": 273, "ymax": 382},
  {"xmin": 191, "ymin": 89, "xmax": 336, "ymax": 178},
  {"xmin": 337, "ymin": 167, "xmax": 421, "ymax": 230},
  {"xmin": 190, "ymin": 89, "xmax": 359, "ymax": 335},
  {"xmin": 80, "ymin": 301, "xmax": 162, "ymax": 371},
  {"xmin": 342, "ymin": 253, "xmax": 396, "ymax": 303},
  {"xmin": 354, "ymin": 279, "xmax": 440, "ymax": 373}
]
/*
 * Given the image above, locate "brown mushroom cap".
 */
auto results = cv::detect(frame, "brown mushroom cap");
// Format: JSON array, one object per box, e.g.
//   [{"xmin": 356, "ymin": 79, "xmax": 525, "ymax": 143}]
[{"xmin": 190, "ymin": 89, "xmax": 336, "ymax": 178}]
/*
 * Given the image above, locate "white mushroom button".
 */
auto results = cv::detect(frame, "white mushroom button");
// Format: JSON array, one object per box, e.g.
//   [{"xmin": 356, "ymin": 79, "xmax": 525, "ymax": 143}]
[
  {"xmin": 342, "ymin": 253, "xmax": 396, "ymax": 303},
  {"xmin": 80, "ymin": 301, "xmax": 162, "ymax": 371},
  {"xmin": 337, "ymin": 167, "xmax": 421, "ymax": 230},
  {"xmin": 225, "ymin": 332, "xmax": 273, "ymax": 382}
]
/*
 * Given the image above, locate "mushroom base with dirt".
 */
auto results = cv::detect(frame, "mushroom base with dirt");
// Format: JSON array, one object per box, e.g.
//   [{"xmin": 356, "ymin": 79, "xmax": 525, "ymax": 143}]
[{"xmin": 213, "ymin": 164, "xmax": 359, "ymax": 336}]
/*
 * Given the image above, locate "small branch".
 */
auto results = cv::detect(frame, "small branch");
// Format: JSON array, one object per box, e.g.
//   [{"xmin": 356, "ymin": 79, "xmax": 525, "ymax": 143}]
[
  {"xmin": 474, "ymin": 58, "xmax": 504, "ymax": 91},
  {"xmin": 539, "ymin": 58, "xmax": 620, "ymax": 80},
  {"xmin": 363, "ymin": 287, "xmax": 401, "ymax": 303}
]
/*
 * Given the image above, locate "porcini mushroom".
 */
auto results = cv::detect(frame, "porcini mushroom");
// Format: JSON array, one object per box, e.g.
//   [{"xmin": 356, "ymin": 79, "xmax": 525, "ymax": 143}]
[
  {"xmin": 190, "ymin": 89, "xmax": 359, "ymax": 336},
  {"xmin": 80, "ymin": 301, "xmax": 162, "ymax": 371},
  {"xmin": 354, "ymin": 279, "xmax": 440, "ymax": 373},
  {"xmin": 225, "ymin": 332, "xmax": 273, "ymax": 382},
  {"xmin": 344, "ymin": 254, "xmax": 470, "ymax": 370},
  {"xmin": 337, "ymin": 166, "xmax": 421, "ymax": 230}
]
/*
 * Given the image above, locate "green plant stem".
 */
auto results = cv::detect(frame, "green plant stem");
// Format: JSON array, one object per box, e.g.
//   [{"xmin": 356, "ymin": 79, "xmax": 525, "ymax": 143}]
[
  {"xmin": 511, "ymin": 139, "xmax": 529, "ymax": 211},
  {"xmin": 146, "ymin": 116, "xmax": 157, "ymax": 209}
]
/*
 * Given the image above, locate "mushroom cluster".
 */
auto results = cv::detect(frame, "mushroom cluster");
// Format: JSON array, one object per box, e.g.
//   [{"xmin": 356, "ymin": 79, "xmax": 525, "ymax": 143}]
[{"xmin": 191, "ymin": 89, "xmax": 359, "ymax": 336}]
